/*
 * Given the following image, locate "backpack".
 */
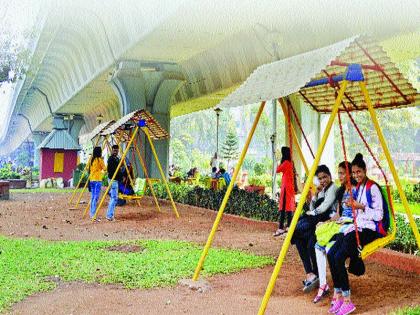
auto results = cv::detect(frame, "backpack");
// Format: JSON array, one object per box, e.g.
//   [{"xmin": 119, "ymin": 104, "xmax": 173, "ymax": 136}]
[{"xmin": 356, "ymin": 179, "xmax": 390, "ymax": 236}]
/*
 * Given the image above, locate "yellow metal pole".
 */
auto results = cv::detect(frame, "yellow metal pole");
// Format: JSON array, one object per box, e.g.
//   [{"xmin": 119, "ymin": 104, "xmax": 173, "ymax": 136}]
[
  {"xmin": 80, "ymin": 135, "xmax": 109, "ymax": 216},
  {"xmin": 92, "ymin": 127, "xmax": 139, "ymax": 221},
  {"xmin": 193, "ymin": 101, "xmax": 266, "ymax": 281},
  {"xmin": 68, "ymin": 136, "xmax": 101, "ymax": 205},
  {"xmin": 360, "ymin": 81, "xmax": 420, "ymax": 250},
  {"xmin": 143, "ymin": 128, "xmax": 180, "ymax": 218},
  {"xmin": 278, "ymin": 99, "xmax": 310, "ymax": 176},
  {"xmin": 133, "ymin": 136, "xmax": 161, "ymax": 212},
  {"xmin": 115, "ymin": 137, "xmax": 141, "ymax": 207},
  {"xmin": 258, "ymin": 81, "xmax": 348, "ymax": 315}
]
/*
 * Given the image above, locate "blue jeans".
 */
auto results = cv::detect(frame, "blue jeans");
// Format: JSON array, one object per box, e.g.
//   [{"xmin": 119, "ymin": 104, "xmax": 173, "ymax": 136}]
[
  {"xmin": 89, "ymin": 181, "xmax": 102, "ymax": 218},
  {"xmin": 107, "ymin": 180, "xmax": 119, "ymax": 219}
]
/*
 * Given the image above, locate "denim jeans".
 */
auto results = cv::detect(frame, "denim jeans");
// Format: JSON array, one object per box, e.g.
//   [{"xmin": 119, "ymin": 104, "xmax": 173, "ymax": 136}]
[
  {"xmin": 89, "ymin": 181, "xmax": 102, "ymax": 218},
  {"xmin": 106, "ymin": 180, "xmax": 119, "ymax": 219}
]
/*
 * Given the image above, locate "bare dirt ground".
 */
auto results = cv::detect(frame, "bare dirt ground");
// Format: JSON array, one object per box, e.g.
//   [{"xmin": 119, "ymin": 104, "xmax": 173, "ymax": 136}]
[{"xmin": 1, "ymin": 192, "xmax": 419, "ymax": 315}]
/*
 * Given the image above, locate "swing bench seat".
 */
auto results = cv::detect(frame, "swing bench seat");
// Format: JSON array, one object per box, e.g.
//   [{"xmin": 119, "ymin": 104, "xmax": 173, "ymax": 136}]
[
  {"xmin": 118, "ymin": 178, "xmax": 147, "ymax": 201},
  {"xmin": 360, "ymin": 185, "xmax": 396, "ymax": 260},
  {"xmin": 118, "ymin": 193, "xmax": 144, "ymax": 200}
]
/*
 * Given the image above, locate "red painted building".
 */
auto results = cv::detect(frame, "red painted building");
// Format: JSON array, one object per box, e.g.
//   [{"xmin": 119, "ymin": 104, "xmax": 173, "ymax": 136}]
[
  {"xmin": 38, "ymin": 126, "xmax": 81, "ymax": 186},
  {"xmin": 39, "ymin": 148, "xmax": 78, "ymax": 183}
]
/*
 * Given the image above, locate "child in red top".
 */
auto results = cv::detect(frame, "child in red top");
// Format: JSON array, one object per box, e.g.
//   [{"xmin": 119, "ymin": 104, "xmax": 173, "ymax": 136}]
[{"xmin": 274, "ymin": 146, "xmax": 296, "ymax": 236}]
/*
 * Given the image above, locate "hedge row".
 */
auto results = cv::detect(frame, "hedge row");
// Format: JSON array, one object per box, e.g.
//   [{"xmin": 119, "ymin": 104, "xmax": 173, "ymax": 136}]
[
  {"xmin": 146, "ymin": 182, "xmax": 279, "ymax": 222},
  {"xmin": 146, "ymin": 183, "xmax": 419, "ymax": 255}
]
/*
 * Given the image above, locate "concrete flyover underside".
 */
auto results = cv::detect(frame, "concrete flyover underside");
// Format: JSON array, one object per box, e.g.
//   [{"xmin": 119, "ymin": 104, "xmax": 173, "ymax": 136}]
[{"xmin": 1, "ymin": 0, "xmax": 419, "ymax": 163}]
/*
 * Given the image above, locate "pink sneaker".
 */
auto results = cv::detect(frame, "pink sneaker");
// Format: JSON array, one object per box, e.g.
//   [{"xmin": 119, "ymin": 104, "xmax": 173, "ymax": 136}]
[
  {"xmin": 336, "ymin": 302, "xmax": 356, "ymax": 315},
  {"xmin": 328, "ymin": 298, "xmax": 343, "ymax": 313}
]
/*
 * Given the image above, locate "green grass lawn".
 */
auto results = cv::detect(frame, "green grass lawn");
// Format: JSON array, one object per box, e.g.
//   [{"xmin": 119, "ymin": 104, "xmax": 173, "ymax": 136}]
[
  {"xmin": 0, "ymin": 237, "xmax": 273, "ymax": 312},
  {"xmin": 10, "ymin": 188, "xmax": 83, "ymax": 193},
  {"xmin": 390, "ymin": 305, "xmax": 420, "ymax": 315},
  {"xmin": 394, "ymin": 202, "xmax": 420, "ymax": 216}
]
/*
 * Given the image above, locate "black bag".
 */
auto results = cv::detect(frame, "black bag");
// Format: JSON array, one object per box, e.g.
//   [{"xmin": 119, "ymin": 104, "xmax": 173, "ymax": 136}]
[
  {"xmin": 87, "ymin": 180, "xmax": 91, "ymax": 192},
  {"xmin": 348, "ymin": 256, "xmax": 365, "ymax": 276}
]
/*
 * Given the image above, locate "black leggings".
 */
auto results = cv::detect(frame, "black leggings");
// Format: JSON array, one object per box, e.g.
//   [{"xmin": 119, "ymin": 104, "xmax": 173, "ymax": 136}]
[
  {"xmin": 291, "ymin": 212, "xmax": 331, "ymax": 275},
  {"xmin": 279, "ymin": 211, "xmax": 293, "ymax": 229},
  {"xmin": 278, "ymin": 187, "xmax": 293, "ymax": 229},
  {"xmin": 327, "ymin": 229, "xmax": 379, "ymax": 291}
]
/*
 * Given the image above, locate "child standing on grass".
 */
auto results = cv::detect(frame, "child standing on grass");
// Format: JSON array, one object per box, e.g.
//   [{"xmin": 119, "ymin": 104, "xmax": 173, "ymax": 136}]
[
  {"xmin": 273, "ymin": 146, "xmax": 296, "ymax": 236},
  {"xmin": 89, "ymin": 146, "xmax": 106, "ymax": 220}
]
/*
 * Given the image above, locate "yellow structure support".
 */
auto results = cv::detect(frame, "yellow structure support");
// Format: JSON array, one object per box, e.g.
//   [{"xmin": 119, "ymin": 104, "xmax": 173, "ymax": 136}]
[
  {"xmin": 133, "ymin": 137, "xmax": 161, "ymax": 212},
  {"xmin": 193, "ymin": 101, "xmax": 266, "ymax": 281},
  {"xmin": 79, "ymin": 136, "xmax": 110, "ymax": 215},
  {"xmin": 92, "ymin": 127, "xmax": 139, "ymax": 221},
  {"xmin": 114, "ymin": 139, "xmax": 141, "ymax": 207},
  {"xmin": 69, "ymin": 135, "xmax": 102, "ymax": 205},
  {"xmin": 143, "ymin": 128, "xmax": 180, "ymax": 218},
  {"xmin": 258, "ymin": 81, "xmax": 348, "ymax": 315},
  {"xmin": 278, "ymin": 99, "xmax": 311, "ymax": 180},
  {"xmin": 360, "ymin": 81, "xmax": 420, "ymax": 251}
]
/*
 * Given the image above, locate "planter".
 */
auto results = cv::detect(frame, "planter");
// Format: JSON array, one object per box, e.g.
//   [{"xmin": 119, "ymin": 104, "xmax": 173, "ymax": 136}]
[
  {"xmin": 6, "ymin": 179, "xmax": 27, "ymax": 189},
  {"xmin": 367, "ymin": 248, "xmax": 420, "ymax": 274},
  {"xmin": 244, "ymin": 185, "xmax": 265, "ymax": 195},
  {"xmin": 0, "ymin": 180, "xmax": 9, "ymax": 200}
]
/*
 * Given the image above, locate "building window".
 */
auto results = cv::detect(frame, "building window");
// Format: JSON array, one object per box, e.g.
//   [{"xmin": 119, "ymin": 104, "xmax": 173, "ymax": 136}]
[{"xmin": 54, "ymin": 152, "xmax": 64, "ymax": 173}]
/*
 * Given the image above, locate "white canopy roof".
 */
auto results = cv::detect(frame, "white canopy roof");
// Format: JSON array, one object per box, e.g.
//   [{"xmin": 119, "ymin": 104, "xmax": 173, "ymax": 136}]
[
  {"xmin": 217, "ymin": 36, "xmax": 357, "ymax": 108},
  {"xmin": 217, "ymin": 35, "xmax": 419, "ymax": 112}
]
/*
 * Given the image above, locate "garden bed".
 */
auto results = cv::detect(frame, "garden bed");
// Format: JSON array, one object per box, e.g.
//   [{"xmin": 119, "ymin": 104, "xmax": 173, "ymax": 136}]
[
  {"xmin": 1, "ymin": 191, "xmax": 419, "ymax": 314},
  {"xmin": 6, "ymin": 179, "xmax": 27, "ymax": 189}
]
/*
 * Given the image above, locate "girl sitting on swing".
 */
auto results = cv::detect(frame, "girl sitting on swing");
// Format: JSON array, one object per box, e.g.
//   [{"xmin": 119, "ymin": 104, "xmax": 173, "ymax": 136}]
[
  {"xmin": 312, "ymin": 161, "xmax": 357, "ymax": 304},
  {"xmin": 291, "ymin": 164, "xmax": 337, "ymax": 292},
  {"xmin": 327, "ymin": 153, "xmax": 385, "ymax": 315}
]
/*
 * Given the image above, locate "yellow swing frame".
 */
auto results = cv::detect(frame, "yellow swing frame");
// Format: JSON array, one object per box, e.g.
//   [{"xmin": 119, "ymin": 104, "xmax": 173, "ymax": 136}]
[
  {"xmin": 91, "ymin": 110, "xmax": 179, "ymax": 221},
  {"xmin": 80, "ymin": 132, "xmax": 149, "ymax": 218},
  {"xmin": 278, "ymin": 98, "xmax": 316, "ymax": 194},
  {"xmin": 68, "ymin": 120, "xmax": 115, "ymax": 208},
  {"xmin": 191, "ymin": 78, "xmax": 420, "ymax": 314}
]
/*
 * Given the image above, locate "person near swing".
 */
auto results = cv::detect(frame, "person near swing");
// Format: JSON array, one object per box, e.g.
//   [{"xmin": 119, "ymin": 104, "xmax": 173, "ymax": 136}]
[
  {"xmin": 119, "ymin": 162, "xmax": 135, "ymax": 196},
  {"xmin": 89, "ymin": 146, "xmax": 106, "ymax": 221},
  {"xmin": 291, "ymin": 164, "xmax": 337, "ymax": 292},
  {"xmin": 273, "ymin": 146, "xmax": 297, "ymax": 236},
  {"xmin": 327, "ymin": 153, "xmax": 385, "ymax": 315},
  {"xmin": 312, "ymin": 161, "xmax": 357, "ymax": 304},
  {"xmin": 106, "ymin": 144, "xmax": 122, "ymax": 221}
]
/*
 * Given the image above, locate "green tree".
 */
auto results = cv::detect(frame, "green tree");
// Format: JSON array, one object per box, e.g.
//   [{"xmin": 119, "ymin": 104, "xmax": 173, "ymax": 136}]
[
  {"xmin": 221, "ymin": 126, "xmax": 239, "ymax": 168},
  {"xmin": 170, "ymin": 139, "xmax": 191, "ymax": 171},
  {"xmin": 334, "ymin": 107, "xmax": 419, "ymax": 177},
  {"xmin": 0, "ymin": 2, "xmax": 34, "ymax": 85}
]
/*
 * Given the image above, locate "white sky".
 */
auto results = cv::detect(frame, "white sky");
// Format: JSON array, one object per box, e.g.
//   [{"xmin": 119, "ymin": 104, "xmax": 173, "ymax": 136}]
[{"xmin": 0, "ymin": 0, "xmax": 41, "ymax": 135}]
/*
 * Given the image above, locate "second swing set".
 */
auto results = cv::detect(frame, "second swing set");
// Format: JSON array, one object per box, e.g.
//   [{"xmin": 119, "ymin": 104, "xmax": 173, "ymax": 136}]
[
  {"xmin": 92, "ymin": 109, "xmax": 180, "ymax": 221},
  {"xmin": 70, "ymin": 109, "xmax": 179, "ymax": 221}
]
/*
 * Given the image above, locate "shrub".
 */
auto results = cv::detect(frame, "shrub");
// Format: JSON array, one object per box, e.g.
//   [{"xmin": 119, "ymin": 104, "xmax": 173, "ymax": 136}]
[
  {"xmin": 248, "ymin": 173, "xmax": 272, "ymax": 187},
  {"xmin": 146, "ymin": 182, "xmax": 419, "ymax": 256},
  {"xmin": 146, "ymin": 182, "xmax": 193, "ymax": 204},
  {"xmin": 392, "ymin": 182, "xmax": 420, "ymax": 204},
  {"xmin": 146, "ymin": 183, "xmax": 278, "ymax": 222},
  {"xmin": 387, "ymin": 214, "xmax": 420, "ymax": 255},
  {"xmin": 253, "ymin": 163, "xmax": 266, "ymax": 176},
  {"xmin": 0, "ymin": 164, "xmax": 21, "ymax": 179},
  {"xmin": 76, "ymin": 163, "xmax": 86, "ymax": 171}
]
